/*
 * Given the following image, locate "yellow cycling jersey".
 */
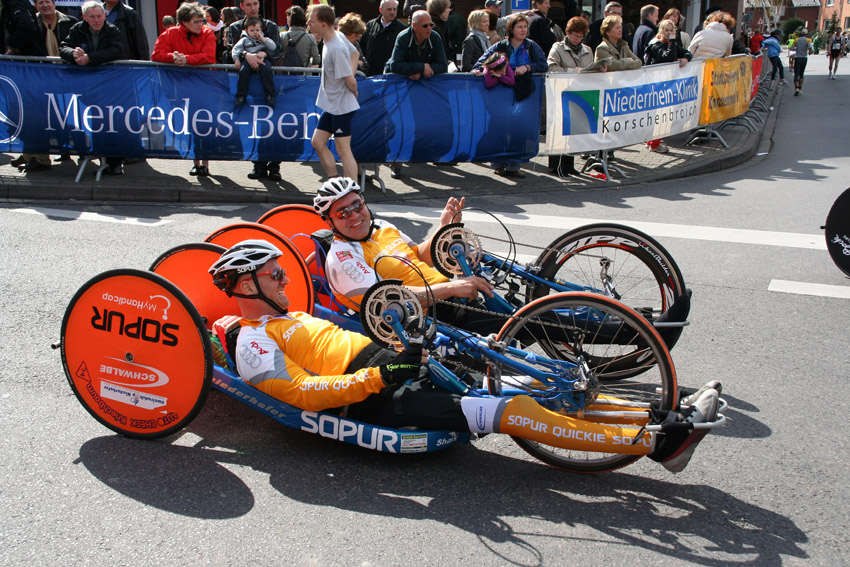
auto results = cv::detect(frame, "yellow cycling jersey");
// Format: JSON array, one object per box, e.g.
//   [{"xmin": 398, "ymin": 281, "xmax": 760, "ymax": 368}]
[
  {"xmin": 234, "ymin": 312, "xmax": 386, "ymax": 411},
  {"xmin": 326, "ymin": 219, "xmax": 449, "ymax": 311}
]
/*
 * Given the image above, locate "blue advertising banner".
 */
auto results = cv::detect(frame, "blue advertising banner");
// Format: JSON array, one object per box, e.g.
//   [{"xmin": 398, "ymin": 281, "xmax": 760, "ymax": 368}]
[{"xmin": 0, "ymin": 61, "xmax": 543, "ymax": 162}]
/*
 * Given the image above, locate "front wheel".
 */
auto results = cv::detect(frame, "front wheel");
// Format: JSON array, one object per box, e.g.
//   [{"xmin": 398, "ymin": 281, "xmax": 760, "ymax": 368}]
[
  {"xmin": 487, "ymin": 292, "xmax": 677, "ymax": 473},
  {"xmin": 528, "ymin": 223, "xmax": 687, "ymax": 351}
]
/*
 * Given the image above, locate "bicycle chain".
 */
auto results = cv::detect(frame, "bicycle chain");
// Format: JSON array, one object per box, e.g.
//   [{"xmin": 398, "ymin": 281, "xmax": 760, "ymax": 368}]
[{"xmin": 474, "ymin": 232, "xmax": 609, "ymax": 260}]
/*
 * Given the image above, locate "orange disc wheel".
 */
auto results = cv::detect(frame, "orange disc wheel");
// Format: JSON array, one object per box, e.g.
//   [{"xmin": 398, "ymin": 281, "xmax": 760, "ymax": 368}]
[{"xmin": 60, "ymin": 269, "xmax": 212, "ymax": 439}]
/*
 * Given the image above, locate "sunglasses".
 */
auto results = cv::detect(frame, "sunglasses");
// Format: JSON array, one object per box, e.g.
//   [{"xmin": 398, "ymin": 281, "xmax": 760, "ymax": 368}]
[
  {"xmin": 329, "ymin": 199, "xmax": 365, "ymax": 220},
  {"xmin": 420, "ymin": 22, "xmax": 436, "ymax": 28},
  {"xmin": 255, "ymin": 268, "xmax": 287, "ymax": 281}
]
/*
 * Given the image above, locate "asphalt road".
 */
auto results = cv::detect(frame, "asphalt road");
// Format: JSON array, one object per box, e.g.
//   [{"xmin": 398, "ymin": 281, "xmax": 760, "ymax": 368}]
[{"xmin": 1, "ymin": 56, "xmax": 848, "ymax": 566}]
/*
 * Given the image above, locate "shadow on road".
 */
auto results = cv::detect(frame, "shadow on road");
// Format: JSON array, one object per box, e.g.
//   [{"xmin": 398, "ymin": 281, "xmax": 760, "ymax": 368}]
[{"xmin": 76, "ymin": 392, "xmax": 803, "ymax": 566}]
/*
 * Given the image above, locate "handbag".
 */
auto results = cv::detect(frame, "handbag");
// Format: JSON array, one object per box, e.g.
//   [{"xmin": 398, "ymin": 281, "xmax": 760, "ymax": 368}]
[{"xmin": 513, "ymin": 70, "xmax": 535, "ymax": 101}]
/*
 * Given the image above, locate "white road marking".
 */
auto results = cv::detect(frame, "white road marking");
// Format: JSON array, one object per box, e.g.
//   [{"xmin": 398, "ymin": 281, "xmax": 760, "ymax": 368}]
[
  {"xmin": 374, "ymin": 205, "xmax": 825, "ymax": 250},
  {"xmin": 768, "ymin": 279, "xmax": 850, "ymax": 299},
  {"xmin": 10, "ymin": 206, "xmax": 171, "ymax": 226}
]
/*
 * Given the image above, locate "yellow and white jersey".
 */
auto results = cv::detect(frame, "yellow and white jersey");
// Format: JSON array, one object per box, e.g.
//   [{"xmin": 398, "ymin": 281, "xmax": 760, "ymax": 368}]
[
  {"xmin": 326, "ymin": 219, "xmax": 449, "ymax": 311},
  {"xmin": 235, "ymin": 312, "xmax": 385, "ymax": 411}
]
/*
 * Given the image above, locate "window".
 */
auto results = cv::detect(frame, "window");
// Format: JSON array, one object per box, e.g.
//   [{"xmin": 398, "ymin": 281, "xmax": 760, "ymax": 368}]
[{"xmin": 827, "ymin": 0, "xmax": 834, "ymax": 6}]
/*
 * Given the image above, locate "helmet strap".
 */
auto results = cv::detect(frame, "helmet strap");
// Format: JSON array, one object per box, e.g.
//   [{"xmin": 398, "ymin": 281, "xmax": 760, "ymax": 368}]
[{"xmin": 230, "ymin": 272, "xmax": 288, "ymax": 315}]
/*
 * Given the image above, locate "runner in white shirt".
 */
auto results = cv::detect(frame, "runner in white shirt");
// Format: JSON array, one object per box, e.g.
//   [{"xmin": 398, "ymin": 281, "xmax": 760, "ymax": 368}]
[{"xmin": 309, "ymin": 4, "xmax": 360, "ymax": 179}]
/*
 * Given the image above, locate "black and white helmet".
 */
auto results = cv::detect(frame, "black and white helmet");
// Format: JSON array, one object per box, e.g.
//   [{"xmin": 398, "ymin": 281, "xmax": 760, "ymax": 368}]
[
  {"xmin": 209, "ymin": 240, "xmax": 282, "ymax": 295},
  {"xmin": 313, "ymin": 177, "xmax": 362, "ymax": 218}
]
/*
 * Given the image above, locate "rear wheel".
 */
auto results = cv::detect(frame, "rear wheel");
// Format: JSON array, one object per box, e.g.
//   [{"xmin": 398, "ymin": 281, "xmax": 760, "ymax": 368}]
[
  {"xmin": 825, "ymin": 187, "xmax": 850, "ymax": 277},
  {"xmin": 487, "ymin": 292, "xmax": 677, "ymax": 473},
  {"xmin": 61, "ymin": 269, "xmax": 212, "ymax": 439},
  {"xmin": 528, "ymin": 224, "xmax": 687, "ymax": 350}
]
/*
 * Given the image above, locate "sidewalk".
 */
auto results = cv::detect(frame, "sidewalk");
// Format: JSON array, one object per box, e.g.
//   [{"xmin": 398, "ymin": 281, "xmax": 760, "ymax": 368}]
[{"xmin": 0, "ymin": 83, "xmax": 782, "ymax": 205}]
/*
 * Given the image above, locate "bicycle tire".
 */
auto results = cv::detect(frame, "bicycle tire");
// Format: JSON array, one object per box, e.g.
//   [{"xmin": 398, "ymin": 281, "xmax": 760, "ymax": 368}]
[
  {"xmin": 487, "ymin": 292, "xmax": 677, "ymax": 473},
  {"xmin": 825, "ymin": 187, "xmax": 850, "ymax": 277},
  {"xmin": 528, "ymin": 223, "xmax": 687, "ymax": 351},
  {"xmin": 61, "ymin": 269, "xmax": 212, "ymax": 439}
]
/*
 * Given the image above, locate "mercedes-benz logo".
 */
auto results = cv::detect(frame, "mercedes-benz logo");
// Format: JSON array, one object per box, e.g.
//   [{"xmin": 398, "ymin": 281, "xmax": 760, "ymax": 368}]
[{"xmin": 0, "ymin": 75, "xmax": 24, "ymax": 144}]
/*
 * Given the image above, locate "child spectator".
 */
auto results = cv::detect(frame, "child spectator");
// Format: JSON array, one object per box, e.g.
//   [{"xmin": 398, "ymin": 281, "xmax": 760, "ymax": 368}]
[
  {"xmin": 481, "ymin": 51, "xmax": 514, "ymax": 87},
  {"xmin": 232, "ymin": 16, "xmax": 277, "ymax": 106}
]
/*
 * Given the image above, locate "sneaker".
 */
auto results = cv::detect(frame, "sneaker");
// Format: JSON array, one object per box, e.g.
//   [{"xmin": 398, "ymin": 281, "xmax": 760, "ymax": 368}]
[
  {"xmin": 108, "ymin": 164, "xmax": 124, "ymax": 176},
  {"xmin": 794, "ymin": 89, "xmax": 800, "ymax": 96},
  {"xmin": 10, "ymin": 155, "xmax": 27, "ymax": 167},
  {"xmin": 234, "ymin": 96, "xmax": 246, "ymax": 107},
  {"xmin": 679, "ymin": 380, "xmax": 722, "ymax": 408},
  {"xmin": 390, "ymin": 165, "xmax": 401, "ymax": 179},
  {"xmin": 267, "ymin": 168, "xmax": 281, "ymax": 182},
  {"xmin": 196, "ymin": 165, "xmax": 209, "ymax": 177},
  {"xmin": 650, "ymin": 143, "xmax": 669, "ymax": 153},
  {"xmin": 660, "ymin": 388, "xmax": 720, "ymax": 473},
  {"xmin": 189, "ymin": 165, "xmax": 201, "ymax": 176},
  {"xmin": 265, "ymin": 93, "xmax": 276, "ymax": 107}
]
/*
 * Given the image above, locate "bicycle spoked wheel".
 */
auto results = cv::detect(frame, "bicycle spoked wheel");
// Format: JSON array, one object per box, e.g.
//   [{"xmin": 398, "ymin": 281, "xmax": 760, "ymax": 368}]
[
  {"xmin": 528, "ymin": 224, "xmax": 687, "ymax": 351},
  {"xmin": 487, "ymin": 292, "xmax": 677, "ymax": 473},
  {"xmin": 825, "ymin": 187, "xmax": 850, "ymax": 277}
]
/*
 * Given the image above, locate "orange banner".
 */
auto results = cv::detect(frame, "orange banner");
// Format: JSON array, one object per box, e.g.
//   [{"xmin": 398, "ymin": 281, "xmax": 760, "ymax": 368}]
[{"xmin": 699, "ymin": 56, "xmax": 752, "ymax": 125}]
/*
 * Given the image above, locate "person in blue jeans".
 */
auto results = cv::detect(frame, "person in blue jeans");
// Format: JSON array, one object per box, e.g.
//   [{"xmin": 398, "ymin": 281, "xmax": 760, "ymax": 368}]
[{"xmin": 762, "ymin": 29, "xmax": 784, "ymax": 85}]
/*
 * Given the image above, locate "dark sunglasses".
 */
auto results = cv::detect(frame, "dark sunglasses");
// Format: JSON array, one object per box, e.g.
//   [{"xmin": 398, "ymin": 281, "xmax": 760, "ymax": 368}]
[
  {"xmin": 420, "ymin": 22, "xmax": 436, "ymax": 28},
  {"xmin": 255, "ymin": 268, "xmax": 287, "ymax": 281},
  {"xmin": 329, "ymin": 199, "xmax": 365, "ymax": 220}
]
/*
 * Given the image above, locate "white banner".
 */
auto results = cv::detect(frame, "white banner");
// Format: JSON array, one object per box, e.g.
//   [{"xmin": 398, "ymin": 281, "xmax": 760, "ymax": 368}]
[{"xmin": 545, "ymin": 61, "xmax": 705, "ymax": 154}]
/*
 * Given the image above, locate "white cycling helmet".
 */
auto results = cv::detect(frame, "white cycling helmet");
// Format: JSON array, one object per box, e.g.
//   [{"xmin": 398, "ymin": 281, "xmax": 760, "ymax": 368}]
[
  {"xmin": 209, "ymin": 239, "xmax": 283, "ymax": 295},
  {"xmin": 313, "ymin": 177, "xmax": 362, "ymax": 218}
]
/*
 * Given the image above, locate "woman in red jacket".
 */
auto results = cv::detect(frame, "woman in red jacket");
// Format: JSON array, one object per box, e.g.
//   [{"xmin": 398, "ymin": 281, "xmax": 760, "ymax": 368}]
[{"xmin": 151, "ymin": 2, "xmax": 216, "ymax": 176}]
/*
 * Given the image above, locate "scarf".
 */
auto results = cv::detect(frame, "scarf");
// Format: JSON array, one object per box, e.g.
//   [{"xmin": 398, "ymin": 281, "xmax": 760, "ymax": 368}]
[
  {"xmin": 208, "ymin": 20, "xmax": 224, "ymax": 32},
  {"xmin": 39, "ymin": 14, "xmax": 60, "ymax": 57},
  {"xmin": 565, "ymin": 37, "xmax": 582, "ymax": 55},
  {"xmin": 471, "ymin": 29, "xmax": 489, "ymax": 53}
]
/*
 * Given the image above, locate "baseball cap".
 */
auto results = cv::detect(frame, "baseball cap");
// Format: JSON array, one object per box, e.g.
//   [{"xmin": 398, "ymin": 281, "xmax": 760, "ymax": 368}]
[{"xmin": 485, "ymin": 0, "xmax": 502, "ymax": 6}]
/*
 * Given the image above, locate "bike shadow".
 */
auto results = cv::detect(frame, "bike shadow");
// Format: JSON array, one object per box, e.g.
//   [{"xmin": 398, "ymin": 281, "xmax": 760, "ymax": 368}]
[{"xmin": 75, "ymin": 392, "xmax": 804, "ymax": 566}]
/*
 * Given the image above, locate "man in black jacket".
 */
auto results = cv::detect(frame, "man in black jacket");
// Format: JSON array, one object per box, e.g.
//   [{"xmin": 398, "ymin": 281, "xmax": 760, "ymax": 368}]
[
  {"xmin": 1, "ymin": 0, "xmax": 40, "ymax": 55},
  {"xmin": 360, "ymin": 0, "xmax": 407, "ymax": 76},
  {"xmin": 103, "ymin": 0, "xmax": 149, "ymax": 60},
  {"xmin": 528, "ymin": 0, "xmax": 557, "ymax": 56},
  {"xmin": 586, "ymin": 1, "xmax": 621, "ymax": 52},
  {"xmin": 632, "ymin": 4, "xmax": 658, "ymax": 62},
  {"xmin": 60, "ymin": 2, "xmax": 125, "ymax": 174},
  {"xmin": 59, "ymin": 3, "xmax": 123, "ymax": 66},
  {"xmin": 224, "ymin": 0, "xmax": 283, "ymax": 182}
]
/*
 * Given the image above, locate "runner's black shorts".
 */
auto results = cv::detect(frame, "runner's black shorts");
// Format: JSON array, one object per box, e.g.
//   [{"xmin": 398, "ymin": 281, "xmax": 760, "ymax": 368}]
[{"xmin": 317, "ymin": 110, "xmax": 356, "ymax": 138}]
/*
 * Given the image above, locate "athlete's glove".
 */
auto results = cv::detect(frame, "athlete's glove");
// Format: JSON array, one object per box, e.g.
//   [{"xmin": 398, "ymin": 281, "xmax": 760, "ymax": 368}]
[{"xmin": 379, "ymin": 338, "xmax": 424, "ymax": 386}]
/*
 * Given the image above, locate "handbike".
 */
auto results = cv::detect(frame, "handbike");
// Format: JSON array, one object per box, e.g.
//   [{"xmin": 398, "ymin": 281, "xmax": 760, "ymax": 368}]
[
  {"xmin": 57, "ymin": 239, "xmax": 723, "ymax": 474},
  {"xmin": 257, "ymin": 205, "xmax": 692, "ymax": 361}
]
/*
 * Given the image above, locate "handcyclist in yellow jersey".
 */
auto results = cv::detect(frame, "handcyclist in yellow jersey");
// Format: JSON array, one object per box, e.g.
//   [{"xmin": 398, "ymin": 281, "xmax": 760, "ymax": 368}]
[
  {"xmin": 210, "ymin": 239, "xmax": 721, "ymax": 473},
  {"xmin": 316, "ymin": 177, "xmax": 518, "ymax": 336}
]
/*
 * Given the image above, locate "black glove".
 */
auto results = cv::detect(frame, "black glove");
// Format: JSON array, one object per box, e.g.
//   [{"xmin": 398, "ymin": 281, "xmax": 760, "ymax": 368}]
[{"xmin": 379, "ymin": 339, "xmax": 424, "ymax": 386}]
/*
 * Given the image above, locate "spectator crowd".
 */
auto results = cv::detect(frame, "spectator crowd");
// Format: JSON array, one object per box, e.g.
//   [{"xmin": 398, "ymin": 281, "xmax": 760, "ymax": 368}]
[{"xmin": 1, "ymin": 0, "xmax": 775, "ymax": 180}]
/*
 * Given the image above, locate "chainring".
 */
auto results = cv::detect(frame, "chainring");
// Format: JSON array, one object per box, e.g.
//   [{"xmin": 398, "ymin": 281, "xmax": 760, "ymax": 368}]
[
  {"xmin": 359, "ymin": 280, "xmax": 424, "ymax": 349},
  {"xmin": 430, "ymin": 223, "xmax": 483, "ymax": 278}
]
